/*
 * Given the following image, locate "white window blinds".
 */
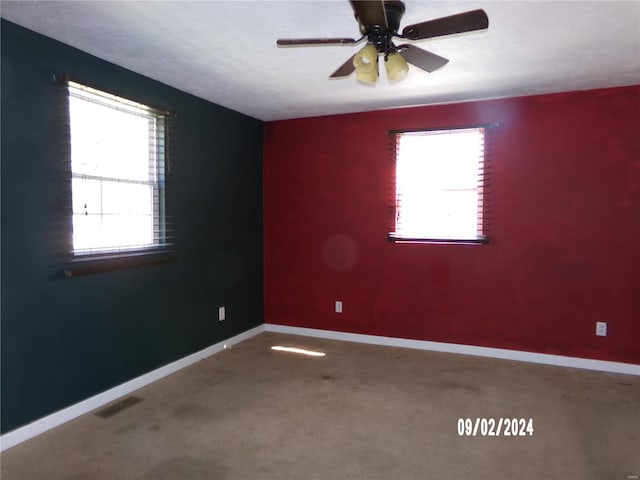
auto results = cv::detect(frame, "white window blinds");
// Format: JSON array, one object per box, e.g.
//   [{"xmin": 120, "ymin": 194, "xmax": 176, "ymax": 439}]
[
  {"xmin": 65, "ymin": 80, "xmax": 174, "ymax": 256},
  {"xmin": 389, "ymin": 126, "xmax": 490, "ymax": 244}
]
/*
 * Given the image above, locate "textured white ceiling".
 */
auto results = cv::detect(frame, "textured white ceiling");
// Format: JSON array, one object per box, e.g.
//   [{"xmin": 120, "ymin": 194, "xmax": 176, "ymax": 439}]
[{"xmin": 2, "ymin": 1, "xmax": 639, "ymax": 121}]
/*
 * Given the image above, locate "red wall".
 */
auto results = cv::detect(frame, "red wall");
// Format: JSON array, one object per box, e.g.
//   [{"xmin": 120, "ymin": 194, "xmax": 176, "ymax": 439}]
[{"xmin": 263, "ymin": 86, "xmax": 640, "ymax": 364}]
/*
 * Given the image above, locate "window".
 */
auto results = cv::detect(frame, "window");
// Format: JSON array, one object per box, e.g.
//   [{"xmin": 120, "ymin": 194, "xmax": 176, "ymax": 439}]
[
  {"xmin": 389, "ymin": 126, "xmax": 489, "ymax": 244},
  {"xmin": 64, "ymin": 80, "xmax": 173, "ymax": 258}
]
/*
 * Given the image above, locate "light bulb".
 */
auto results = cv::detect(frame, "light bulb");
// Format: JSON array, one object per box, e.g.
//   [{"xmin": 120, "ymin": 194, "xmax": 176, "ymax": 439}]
[{"xmin": 385, "ymin": 52, "xmax": 409, "ymax": 81}]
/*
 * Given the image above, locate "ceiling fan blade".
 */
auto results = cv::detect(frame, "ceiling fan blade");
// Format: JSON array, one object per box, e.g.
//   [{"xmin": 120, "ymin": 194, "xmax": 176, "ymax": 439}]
[
  {"xmin": 397, "ymin": 44, "xmax": 449, "ymax": 73},
  {"xmin": 330, "ymin": 54, "xmax": 357, "ymax": 78},
  {"xmin": 349, "ymin": 0, "xmax": 388, "ymax": 28},
  {"xmin": 402, "ymin": 9, "xmax": 488, "ymax": 40},
  {"xmin": 277, "ymin": 38, "xmax": 359, "ymax": 46}
]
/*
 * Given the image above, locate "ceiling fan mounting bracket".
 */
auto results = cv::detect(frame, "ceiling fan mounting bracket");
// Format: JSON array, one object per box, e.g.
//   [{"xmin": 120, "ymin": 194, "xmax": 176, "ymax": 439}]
[
  {"xmin": 357, "ymin": 0, "xmax": 406, "ymax": 35},
  {"xmin": 357, "ymin": 0, "xmax": 406, "ymax": 53}
]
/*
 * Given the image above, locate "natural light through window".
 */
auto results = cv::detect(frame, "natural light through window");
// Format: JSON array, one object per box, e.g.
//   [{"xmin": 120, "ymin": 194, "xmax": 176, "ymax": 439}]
[
  {"xmin": 391, "ymin": 127, "xmax": 487, "ymax": 243},
  {"xmin": 271, "ymin": 346, "xmax": 326, "ymax": 357},
  {"xmin": 68, "ymin": 82, "xmax": 166, "ymax": 255}
]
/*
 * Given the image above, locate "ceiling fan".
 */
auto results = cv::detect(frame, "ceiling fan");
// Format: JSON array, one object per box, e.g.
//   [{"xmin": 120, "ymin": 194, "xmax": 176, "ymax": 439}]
[{"xmin": 276, "ymin": 1, "xmax": 489, "ymax": 84}]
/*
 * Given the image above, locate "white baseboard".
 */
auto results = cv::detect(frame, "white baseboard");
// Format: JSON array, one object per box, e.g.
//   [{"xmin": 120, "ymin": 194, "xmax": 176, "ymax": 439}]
[
  {"xmin": 0, "ymin": 325, "xmax": 265, "ymax": 452},
  {"xmin": 264, "ymin": 324, "xmax": 640, "ymax": 376}
]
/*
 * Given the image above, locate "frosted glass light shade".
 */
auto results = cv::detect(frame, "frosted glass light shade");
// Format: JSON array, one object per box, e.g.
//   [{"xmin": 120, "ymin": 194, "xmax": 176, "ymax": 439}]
[
  {"xmin": 356, "ymin": 68, "xmax": 378, "ymax": 84},
  {"xmin": 353, "ymin": 44, "xmax": 378, "ymax": 74},
  {"xmin": 385, "ymin": 52, "xmax": 409, "ymax": 81}
]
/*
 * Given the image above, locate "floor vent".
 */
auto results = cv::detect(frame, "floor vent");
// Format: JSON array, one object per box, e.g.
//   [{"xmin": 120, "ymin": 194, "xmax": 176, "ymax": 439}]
[{"xmin": 95, "ymin": 396, "xmax": 144, "ymax": 419}]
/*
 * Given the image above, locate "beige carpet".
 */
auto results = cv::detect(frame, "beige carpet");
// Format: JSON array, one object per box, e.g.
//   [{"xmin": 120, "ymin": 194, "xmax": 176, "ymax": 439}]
[{"xmin": 2, "ymin": 332, "xmax": 639, "ymax": 479}]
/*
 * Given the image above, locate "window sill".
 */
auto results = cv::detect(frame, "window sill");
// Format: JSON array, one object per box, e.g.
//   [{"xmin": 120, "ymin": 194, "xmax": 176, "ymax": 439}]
[
  {"xmin": 63, "ymin": 249, "xmax": 176, "ymax": 277},
  {"xmin": 387, "ymin": 234, "xmax": 489, "ymax": 245}
]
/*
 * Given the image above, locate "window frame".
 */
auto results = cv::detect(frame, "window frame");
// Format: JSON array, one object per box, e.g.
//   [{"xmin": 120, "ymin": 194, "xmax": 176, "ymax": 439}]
[
  {"xmin": 57, "ymin": 76, "xmax": 176, "ymax": 276},
  {"xmin": 387, "ymin": 124, "xmax": 493, "ymax": 245}
]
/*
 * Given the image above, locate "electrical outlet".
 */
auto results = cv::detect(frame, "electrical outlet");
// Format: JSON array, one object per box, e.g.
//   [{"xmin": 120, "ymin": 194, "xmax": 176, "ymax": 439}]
[
  {"xmin": 218, "ymin": 306, "xmax": 225, "ymax": 321},
  {"xmin": 596, "ymin": 321, "xmax": 607, "ymax": 337},
  {"xmin": 335, "ymin": 301, "xmax": 343, "ymax": 314}
]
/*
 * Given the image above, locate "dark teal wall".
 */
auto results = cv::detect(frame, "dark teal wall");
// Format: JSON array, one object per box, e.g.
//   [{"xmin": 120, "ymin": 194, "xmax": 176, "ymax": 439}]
[{"xmin": 1, "ymin": 20, "xmax": 264, "ymax": 433}]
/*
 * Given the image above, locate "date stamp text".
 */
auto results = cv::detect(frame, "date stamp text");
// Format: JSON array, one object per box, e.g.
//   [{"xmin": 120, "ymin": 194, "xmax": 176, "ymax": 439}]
[{"xmin": 457, "ymin": 417, "xmax": 534, "ymax": 436}]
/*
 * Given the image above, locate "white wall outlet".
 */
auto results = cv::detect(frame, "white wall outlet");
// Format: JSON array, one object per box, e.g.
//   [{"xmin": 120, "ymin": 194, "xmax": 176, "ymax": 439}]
[
  {"xmin": 596, "ymin": 321, "xmax": 607, "ymax": 337},
  {"xmin": 218, "ymin": 306, "xmax": 225, "ymax": 321},
  {"xmin": 335, "ymin": 301, "xmax": 343, "ymax": 314}
]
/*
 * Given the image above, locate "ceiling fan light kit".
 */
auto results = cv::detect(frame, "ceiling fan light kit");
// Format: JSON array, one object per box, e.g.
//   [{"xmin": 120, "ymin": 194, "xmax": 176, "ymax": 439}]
[{"xmin": 277, "ymin": 0, "xmax": 489, "ymax": 86}]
